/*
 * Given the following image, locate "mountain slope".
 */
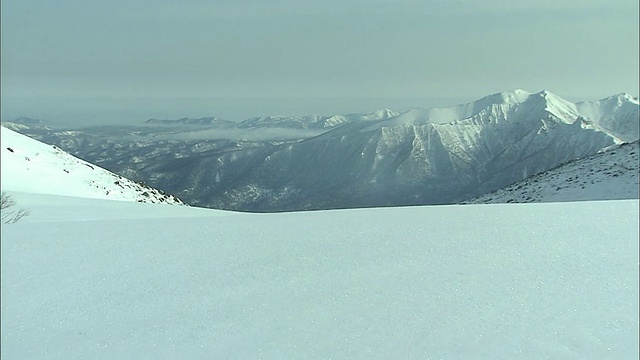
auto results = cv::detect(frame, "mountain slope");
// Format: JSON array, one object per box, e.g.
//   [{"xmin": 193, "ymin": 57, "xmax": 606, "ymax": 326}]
[
  {"xmin": 467, "ymin": 141, "xmax": 639, "ymax": 204},
  {"xmin": 576, "ymin": 93, "xmax": 640, "ymax": 142},
  {"xmin": 1, "ymin": 126, "xmax": 184, "ymax": 204},
  {"xmin": 4, "ymin": 89, "xmax": 638, "ymax": 211},
  {"xmin": 204, "ymin": 90, "xmax": 638, "ymax": 210}
]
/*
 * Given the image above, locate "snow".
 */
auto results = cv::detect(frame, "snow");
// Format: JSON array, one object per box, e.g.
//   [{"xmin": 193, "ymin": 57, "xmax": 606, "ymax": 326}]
[
  {"xmin": 1, "ymin": 127, "xmax": 183, "ymax": 204},
  {"xmin": 469, "ymin": 141, "xmax": 639, "ymax": 204},
  {"xmin": 575, "ymin": 94, "xmax": 640, "ymax": 143},
  {"xmin": 538, "ymin": 90, "xmax": 582, "ymax": 124},
  {"xmin": 1, "ymin": 192, "xmax": 638, "ymax": 359}
]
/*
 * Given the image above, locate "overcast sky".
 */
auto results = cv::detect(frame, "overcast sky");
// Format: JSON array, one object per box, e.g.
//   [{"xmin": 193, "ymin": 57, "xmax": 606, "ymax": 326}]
[{"xmin": 1, "ymin": 0, "xmax": 638, "ymax": 125}]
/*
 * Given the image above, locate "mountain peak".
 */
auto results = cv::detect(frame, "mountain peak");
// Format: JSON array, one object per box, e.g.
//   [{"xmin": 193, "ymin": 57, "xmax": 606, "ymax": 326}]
[
  {"xmin": 533, "ymin": 89, "xmax": 566, "ymax": 99},
  {"xmin": 475, "ymin": 89, "xmax": 532, "ymax": 108},
  {"xmin": 605, "ymin": 92, "xmax": 639, "ymax": 105},
  {"xmin": 360, "ymin": 108, "xmax": 398, "ymax": 121},
  {"xmin": 526, "ymin": 90, "xmax": 581, "ymax": 123},
  {"xmin": 500, "ymin": 89, "xmax": 531, "ymax": 102}
]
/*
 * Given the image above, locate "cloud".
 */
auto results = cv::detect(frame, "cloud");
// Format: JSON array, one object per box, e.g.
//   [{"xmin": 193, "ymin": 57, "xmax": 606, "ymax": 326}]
[{"xmin": 135, "ymin": 127, "xmax": 327, "ymax": 142}]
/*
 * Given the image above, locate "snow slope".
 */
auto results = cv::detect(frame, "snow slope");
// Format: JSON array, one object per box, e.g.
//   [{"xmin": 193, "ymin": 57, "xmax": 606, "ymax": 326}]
[
  {"xmin": 1, "ymin": 126, "xmax": 183, "ymax": 204},
  {"xmin": 576, "ymin": 93, "xmax": 640, "ymax": 143},
  {"xmin": 468, "ymin": 141, "xmax": 640, "ymax": 204},
  {"xmin": 1, "ymin": 192, "xmax": 638, "ymax": 359}
]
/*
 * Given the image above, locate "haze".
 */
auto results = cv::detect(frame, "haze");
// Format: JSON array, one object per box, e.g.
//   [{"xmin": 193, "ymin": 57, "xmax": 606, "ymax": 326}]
[{"xmin": 1, "ymin": 0, "xmax": 638, "ymax": 126}]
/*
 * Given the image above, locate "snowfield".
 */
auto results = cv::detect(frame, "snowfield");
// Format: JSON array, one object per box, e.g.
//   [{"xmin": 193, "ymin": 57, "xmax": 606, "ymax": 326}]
[
  {"xmin": 0, "ymin": 127, "xmax": 183, "ymax": 205},
  {"xmin": 2, "ymin": 196, "xmax": 639, "ymax": 359}
]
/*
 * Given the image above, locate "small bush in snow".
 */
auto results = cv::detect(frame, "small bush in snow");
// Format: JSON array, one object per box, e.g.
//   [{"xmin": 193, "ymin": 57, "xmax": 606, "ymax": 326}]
[{"xmin": 1, "ymin": 192, "xmax": 30, "ymax": 224}]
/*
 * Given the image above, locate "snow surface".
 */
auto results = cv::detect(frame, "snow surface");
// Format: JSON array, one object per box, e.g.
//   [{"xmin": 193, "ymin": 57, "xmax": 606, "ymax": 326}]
[
  {"xmin": 1, "ymin": 126, "xmax": 183, "ymax": 204},
  {"xmin": 469, "ymin": 141, "xmax": 640, "ymax": 204},
  {"xmin": 1, "ymin": 192, "xmax": 638, "ymax": 359}
]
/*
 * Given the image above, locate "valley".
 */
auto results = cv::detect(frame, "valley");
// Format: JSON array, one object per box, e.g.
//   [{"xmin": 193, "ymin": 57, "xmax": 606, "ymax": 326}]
[{"xmin": 4, "ymin": 89, "xmax": 638, "ymax": 211}]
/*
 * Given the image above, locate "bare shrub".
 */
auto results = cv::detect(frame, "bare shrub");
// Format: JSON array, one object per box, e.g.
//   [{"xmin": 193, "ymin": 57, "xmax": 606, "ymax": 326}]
[{"xmin": 1, "ymin": 192, "xmax": 30, "ymax": 224}]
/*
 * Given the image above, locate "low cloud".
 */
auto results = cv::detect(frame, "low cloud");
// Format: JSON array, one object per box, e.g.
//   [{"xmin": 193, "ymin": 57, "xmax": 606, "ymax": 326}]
[{"xmin": 140, "ymin": 127, "xmax": 327, "ymax": 142}]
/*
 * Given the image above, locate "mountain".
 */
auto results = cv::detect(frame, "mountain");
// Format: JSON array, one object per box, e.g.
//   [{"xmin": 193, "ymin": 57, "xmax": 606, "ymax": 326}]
[
  {"xmin": 145, "ymin": 116, "xmax": 236, "ymax": 127},
  {"xmin": 0, "ymin": 126, "xmax": 184, "ymax": 205},
  {"xmin": 198, "ymin": 90, "xmax": 638, "ymax": 210},
  {"xmin": 11, "ymin": 116, "xmax": 46, "ymax": 125},
  {"xmin": 575, "ymin": 93, "xmax": 639, "ymax": 143},
  {"xmin": 141, "ymin": 109, "xmax": 399, "ymax": 130},
  {"xmin": 237, "ymin": 109, "xmax": 399, "ymax": 129},
  {"xmin": 466, "ymin": 141, "xmax": 639, "ymax": 204},
  {"xmin": 4, "ymin": 89, "xmax": 638, "ymax": 211}
]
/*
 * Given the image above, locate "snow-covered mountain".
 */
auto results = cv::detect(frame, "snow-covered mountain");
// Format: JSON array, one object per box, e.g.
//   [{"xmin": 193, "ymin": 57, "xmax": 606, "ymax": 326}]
[
  {"xmin": 145, "ymin": 116, "xmax": 236, "ymax": 127},
  {"xmin": 467, "ymin": 141, "xmax": 639, "ymax": 204},
  {"xmin": 138, "ymin": 109, "xmax": 399, "ymax": 130},
  {"xmin": 237, "ymin": 108, "xmax": 399, "ymax": 129},
  {"xmin": 576, "ymin": 93, "xmax": 639, "ymax": 143},
  {"xmin": 201, "ymin": 90, "xmax": 638, "ymax": 210},
  {"xmin": 5, "ymin": 89, "xmax": 638, "ymax": 211},
  {"xmin": 0, "ymin": 126, "xmax": 184, "ymax": 205},
  {"xmin": 11, "ymin": 116, "xmax": 46, "ymax": 126}
]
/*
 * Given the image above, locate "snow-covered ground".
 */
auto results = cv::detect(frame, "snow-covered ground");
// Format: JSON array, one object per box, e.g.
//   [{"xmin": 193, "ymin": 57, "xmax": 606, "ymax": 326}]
[
  {"xmin": 1, "ymin": 193, "xmax": 638, "ymax": 359},
  {"xmin": 1, "ymin": 126, "xmax": 639, "ymax": 359},
  {"xmin": 1, "ymin": 127, "xmax": 183, "ymax": 204},
  {"xmin": 469, "ymin": 141, "xmax": 639, "ymax": 204}
]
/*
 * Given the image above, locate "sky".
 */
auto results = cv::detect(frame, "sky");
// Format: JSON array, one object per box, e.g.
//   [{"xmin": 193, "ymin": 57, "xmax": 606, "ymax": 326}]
[{"xmin": 1, "ymin": 0, "xmax": 639, "ymax": 125}]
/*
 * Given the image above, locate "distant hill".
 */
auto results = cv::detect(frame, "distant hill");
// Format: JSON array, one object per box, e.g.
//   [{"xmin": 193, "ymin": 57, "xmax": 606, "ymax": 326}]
[
  {"xmin": 145, "ymin": 117, "xmax": 236, "ymax": 127},
  {"xmin": 12, "ymin": 116, "xmax": 46, "ymax": 125}
]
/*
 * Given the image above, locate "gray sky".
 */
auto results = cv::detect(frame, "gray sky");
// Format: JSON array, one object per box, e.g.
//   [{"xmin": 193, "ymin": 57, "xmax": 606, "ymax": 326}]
[{"xmin": 1, "ymin": 0, "xmax": 638, "ymax": 125}]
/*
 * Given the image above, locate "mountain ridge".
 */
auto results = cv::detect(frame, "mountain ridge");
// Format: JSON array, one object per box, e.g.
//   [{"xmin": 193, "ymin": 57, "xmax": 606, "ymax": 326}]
[
  {"xmin": 466, "ymin": 140, "xmax": 639, "ymax": 204},
  {"xmin": 3, "ymin": 89, "xmax": 638, "ymax": 211}
]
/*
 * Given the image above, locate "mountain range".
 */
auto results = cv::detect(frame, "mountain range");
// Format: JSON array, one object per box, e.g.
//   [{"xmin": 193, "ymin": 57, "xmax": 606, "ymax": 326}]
[{"xmin": 3, "ymin": 89, "xmax": 638, "ymax": 211}]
